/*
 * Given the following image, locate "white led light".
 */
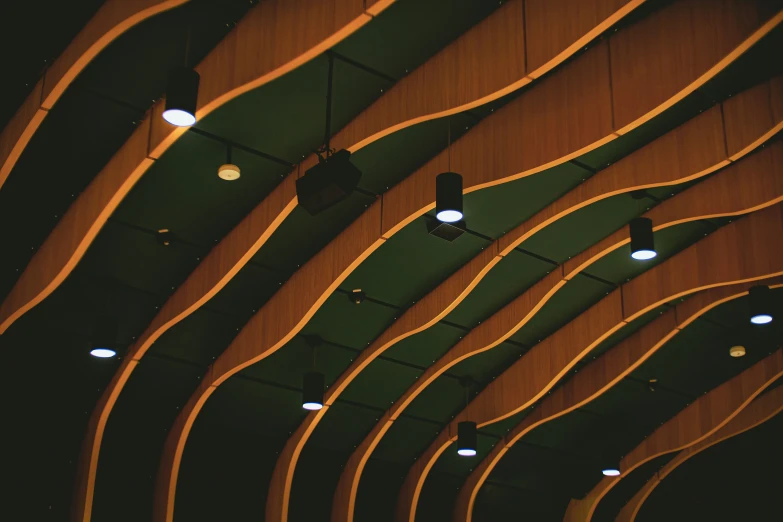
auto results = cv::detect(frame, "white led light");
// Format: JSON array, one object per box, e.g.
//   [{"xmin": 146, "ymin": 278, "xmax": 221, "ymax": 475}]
[
  {"xmin": 436, "ymin": 209, "xmax": 463, "ymax": 223},
  {"xmin": 602, "ymin": 468, "xmax": 621, "ymax": 477},
  {"xmin": 750, "ymin": 314, "xmax": 772, "ymax": 325},
  {"xmin": 162, "ymin": 108, "xmax": 196, "ymax": 127},
  {"xmin": 631, "ymin": 249, "xmax": 657, "ymax": 261},
  {"xmin": 90, "ymin": 348, "xmax": 116, "ymax": 358},
  {"xmin": 302, "ymin": 402, "xmax": 323, "ymax": 411},
  {"xmin": 457, "ymin": 448, "xmax": 477, "ymax": 457}
]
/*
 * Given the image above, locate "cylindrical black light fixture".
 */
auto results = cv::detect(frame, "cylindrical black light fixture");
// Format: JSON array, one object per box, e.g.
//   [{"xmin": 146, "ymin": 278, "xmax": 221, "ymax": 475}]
[
  {"xmin": 629, "ymin": 217, "xmax": 656, "ymax": 260},
  {"xmin": 91, "ymin": 317, "xmax": 118, "ymax": 358},
  {"xmin": 749, "ymin": 285, "xmax": 773, "ymax": 325},
  {"xmin": 436, "ymin": 172, "xmax": 463, "ymax": 223},
  {"xmin": 163, "ymin": 67, "xmax": 200, "ymax": 127},
  {"xmin": 302, "ymin": 371, "xmax": 325, "ymax": 411},
  {"xmin": 457, "ymin": 420, "xmax": 477, "ymax": 456}
]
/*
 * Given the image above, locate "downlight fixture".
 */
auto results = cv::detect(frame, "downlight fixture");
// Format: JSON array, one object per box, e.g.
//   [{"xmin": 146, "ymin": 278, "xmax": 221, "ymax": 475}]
[
  {"xmin": 162, "ymin": 66, "xmax": 200, "ymax": 127},
  {"xmin": 302, "ymin": 372, "xmax": 324, "ymax": 411},
  {"xmin": 90, "ymin": 317, "xmax": 118, "ymax": 358},
  {"xmin": 457, "ymin": 421, "xmax": 477, "ymax": 457},
  {"xmin": 729, "ymin": 345, "xmax": 746, "ymax": 358},
  {"xmin": 749, "ymin": 285, "xmax": 773, "ymax": 325},
  {"xmin": 435, "ymin": 172, "xmax": 463, "ymax": 223},
  {"xmin": 602, "ymin": 466, "xmax": 621, "ymax": 477},
  {"xmin": 630, "ymin": 217, "xmax": 656, "ymax": 260}
]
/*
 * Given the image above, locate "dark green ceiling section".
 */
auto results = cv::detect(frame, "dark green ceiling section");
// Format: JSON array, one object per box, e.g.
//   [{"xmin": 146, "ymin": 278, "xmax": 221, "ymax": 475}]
[
  {"xmin": 473, "ymin": 480, "xmax": 570, "ymax": 522},
  {"xmin": 333, "ymin": 0, "xmax": 501, "ymax": 80},
  {"xmin": 383, "ymin": 321, "xmax": 466, "ymax": 368},
  {"xmin": 342, "ymin": 215, "xmax": 491, "ymax": 308},
  {"xmin": 0, "ymin": 0, "xmax": 103, "ymax": 128},
  {"xmin": 638, "ymin": 411, "xmax": 783, "ymax": 522}
]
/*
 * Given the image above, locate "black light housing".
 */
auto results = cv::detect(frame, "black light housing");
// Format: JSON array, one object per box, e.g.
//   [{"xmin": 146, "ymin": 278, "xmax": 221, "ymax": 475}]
[
  {"xmin": 629, "ymin": 217, "xmax": 656, "ymax": 260},
  {"xmin": 436, "ymin": 172, "xmax": 463, "ymax": 223},
  {"xmin": 296, "ymin": 150, "xmax": 362, "ymax": 215},
  {"xmin": 302, "ymin": 371, "xmax": 324, "ymax": 411},
  {"xmin": 163, "ymin": 67, "xmax": 200, "ymax": 127},
  {"xmin": 457, "ymin": 420, "xmax": 477, "ymax": 456},
  {"xmin": 91, "ymin": 317, "xmax": 118, "ymax": 358},
  {"xmin": 349, "ymin": 289, "xmax": 366, "ymax": 304},
  {"xmin": 749, "ymin": 285, "xmax": 773, "ymax": 325}
]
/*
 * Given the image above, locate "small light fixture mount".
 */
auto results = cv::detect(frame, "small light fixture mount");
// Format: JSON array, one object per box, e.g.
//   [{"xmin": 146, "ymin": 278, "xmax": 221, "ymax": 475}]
[
  {"xmin": 156, "ymin": 229, "xmax": 173, "ymax": 246},
  {"xmin": 729, "ymin": 345, "xmax": 746, "ymax": 358},
  {"xmin": 349, "ymin": 289, "xmax": 365, "ymax": 305}
]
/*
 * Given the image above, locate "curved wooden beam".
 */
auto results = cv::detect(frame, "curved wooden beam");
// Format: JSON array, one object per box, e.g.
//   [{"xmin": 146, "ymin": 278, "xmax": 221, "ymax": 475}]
[
  {"xmin": 394, "ymin": 203, "xmax": 783, "ymax": 522},
  {"xmin": 0, "ymin": 0, "xmax": 190, "ymax": 191},
  {"xmin": 146, "ymin": 5, "xmax": 783, "ymax": 521},
  {"xmin": 616, "ymin": 385, "xmax": 783, "ymax": 522},
  {"xmin": 453, "ymin": 277, "xmax": 783, "ymax": 522},
  {"xmin": 69, "ymin": 2, "xmax": 653, "ymax": 521},
  {"xmin": 331, "ymin": 88, "xmax": 783, "ymax": 522},
  {"xmin": 563, "ymin": 349, "xmax": 783, "ymax": 522}
]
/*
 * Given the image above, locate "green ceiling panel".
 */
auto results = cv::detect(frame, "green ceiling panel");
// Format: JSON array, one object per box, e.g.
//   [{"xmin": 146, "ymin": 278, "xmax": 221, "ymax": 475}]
[
  {"xmin": 342, "ymin": 215, "xmax": 491, "ymax": 307},
  {"xmin": 383, "ymin": 321, "xmax": 466, "ymax": 367},
  {"xmin": 308, "ymin": 400, "xmax": 382, "ymax": 453},
  {"xmin": 475, "ymin": 481, "xmax": 570, "ymax": 521},
  {"xmin": 450, "ymin": 341, "xmax": 525, "ymax": 383},
  {"xmin": 519, "ymin": 192, "xmax": 652, "ymax": 264},
  {"xmin": 464, "ymin": 162, "xmax": 591, "ymax": 239},
  {"xmin": 147, "ymin": 307, "xmax": 240, "ymax": 367},
  {"xmin": 445, "ymin": 249, "xmax": 554, "ymax": 329},
  {"xmin": 239, "ymin": 334, "xmax": 354, "ymax": 391},
  {"xmin": 372, "ymin": 413, "xmax": 441, "ymax": 464},
  {"xmin": 252, "ymin": 190, "xmax": 375, "ymax": 272},
  {"xmin": 302, "ymin": 291, "xmax": 398, "ymax": 349},
  {"xmin": 587, "ymin": 305, "xmax": 669, "ymax": 361},
  {"xmin": 351, "ymin": 112, "xmax": 475, "ymax": 195},
  {"xmin": 333, "ymin": 0, "xmax": 500, "ymax": 80},
  {"xmin": 200, "ymin": 260, "xmax": 282, "ymax": 318},
  {"xmin": 510, "ymin": 275, "xmax": 613, "ymax": 347},
  {"xmin": 479, "ymin": 408, "xmax": 531, "ymax": 439},
  {"xmin": 113, "ymin": 131, "xmax": 289, "ymax": 248},
  {"xmin": 587, "ymin": 220, "xmax": 713, "ymax": 284},
  {"xmin": 81, "ymin": 220, "xmax": 203, "ymax": 297},
  {"xmin": 404, "ymin": 371, "xmax": 464, "ymax": 424},
  {"xmin": 340, "ymin": 356, "xmax": 423, "ymax": 410},
  {"xmin": 329, "ymin": 57, "xmax": 395, "ymax": 135}
]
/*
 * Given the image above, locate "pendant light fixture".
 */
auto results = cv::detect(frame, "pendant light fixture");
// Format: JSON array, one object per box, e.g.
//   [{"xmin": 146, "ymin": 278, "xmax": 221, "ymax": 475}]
[
  {"xmin": 436, "ymin": 121, "xmax": 464, "ymax": 223},
  {"xmin": 601, "ymin": 456, "xmax": 621, "ymax": 476},
  {"xmin": 456, "ymin": 377, "xmax": 477, "ymax": 456},
  {"xmin": 629, "ymin": 217, "xmax": 656, "ymax": 260},
  {"xmin": 749, "ymin": 285, "xmax": 773, "ymax": 324},
  {"xmin": 457, "ymin": 421, "xmax": 478, "ymax": 456},
  {"xmin": 90, "ymin": 317, "xmax": 118, "ymax": 358},
  {"xmin": 302, "ymin": 336, "xmax": 324, "ymax": 410},
  {"xmin": 163, "ymin": 20, "xmax": 199, "ymax": 127},
  {"xmin": 218, "ymin": 144, "xmax": 240, "ymax": 180}
]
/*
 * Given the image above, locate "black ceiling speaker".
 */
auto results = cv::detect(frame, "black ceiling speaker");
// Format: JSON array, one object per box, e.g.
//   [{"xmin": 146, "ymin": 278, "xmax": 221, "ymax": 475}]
[
  {"xmin": 436, "ymin": 172, "xmax": 463, "ymax": 223},
  {"xmin": 296, "ymin": 150, "xmax": 362, "ymax": 215},
  {"xmin": 457, "ymin": 420, "xmax": 477, "ymax": 456},
  {"xmin": 629, "ymin": 217, "xmax": 656, "ymax": 260},
  {"xmin": 749, "ymin": 285, "xmax": 773, "ymax": 325},
  {"xmin": 163, "ymin": 66, "xmax": 200, "ymax": 127},
  {"xmin": 302, "ymin": 371, "xmax": 325, "ymax": 411}
]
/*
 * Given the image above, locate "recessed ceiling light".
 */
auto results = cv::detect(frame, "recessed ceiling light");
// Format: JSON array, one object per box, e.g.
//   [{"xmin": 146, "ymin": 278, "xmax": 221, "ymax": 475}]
[
  {"xmin": 729, "ymin": 346, "xmax": 746, "ymax": 358},
  {"xmin": 162, "ymin": 67, "xmax": 199, "ymax": 127},
  {"xmin": 436, "ymin": 172, "xmax": 463, "ymax": 223},
  {"xmin": 630, "ymin": 217, "xmax": 656, "ymax": 260},
  {"xmin": 218, "ymin": 163, "xmax": 240, "ymax": 181}
]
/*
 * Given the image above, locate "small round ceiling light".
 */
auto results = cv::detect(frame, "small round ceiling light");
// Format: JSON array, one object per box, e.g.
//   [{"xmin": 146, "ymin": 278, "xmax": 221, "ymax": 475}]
[
  {"xmin": 436, "ymin": 172, "xmax": 463, "ymax": 223},
  {"xmin": 91, "ymin": 317, "xmax": 118, "ymax": 359},
  {"xmin": 601, "ymin": 457, "xmax": 621, "ymax": 476},
  {"xmin": 302, "ymin": 371, "xmax": 324, "ymax": 411},
  {"xmin": 630, "ymin": 217, "xmax": 656, "ymax": 260},
  {"xmin": 749, "ymin": 285, "xmax": 773, "ymax": 325},
  {"xmin": 162, "ymin": 67, "xmax": 200, "ymax": 127},
  {"xmin": 729, "ymin": 345, "xmax": 746, "ymax": 358},
  {"xmin": 218, "ymin": 164, "xmax": 241, "ymax": 181},
  {"xmin": 602, "ymin": 467, "xmax": 621, "ymax": 477},
  {"xmin": 457, "ymin": 420, "xmax": 477, "ymax": 457}
]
